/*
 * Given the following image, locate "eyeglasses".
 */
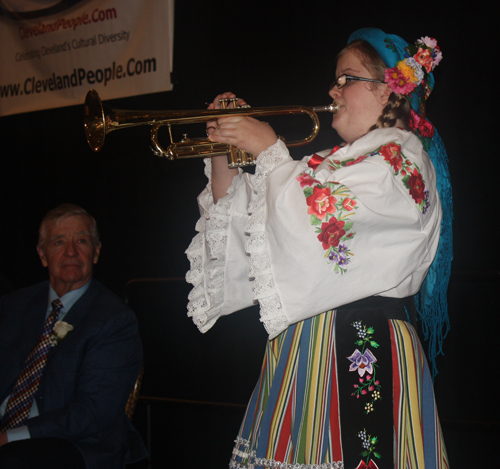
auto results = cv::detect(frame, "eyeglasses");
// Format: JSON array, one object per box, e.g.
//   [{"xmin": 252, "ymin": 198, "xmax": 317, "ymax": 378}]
[{"xmin": 330, "ymin": 74, "xmax": 386, "ymax": 90}]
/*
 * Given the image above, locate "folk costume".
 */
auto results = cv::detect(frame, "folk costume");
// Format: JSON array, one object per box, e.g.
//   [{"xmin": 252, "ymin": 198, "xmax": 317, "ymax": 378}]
[{"xmin": 186, "ymin": 28, "xmax": 452, "ymax": 469}]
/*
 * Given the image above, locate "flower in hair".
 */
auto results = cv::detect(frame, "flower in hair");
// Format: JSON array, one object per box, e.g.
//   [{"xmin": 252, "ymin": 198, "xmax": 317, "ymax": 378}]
[
  {"xmin": 417, "ymin": 37, "xmax": 442, "ymax": 67},
  {"xmin": 400, "ymin": 58, "xmax": 424, "ymax": 83},
  {"xmin": 385, "ymin": 67, "xmax": 416, "ymax": 95},
  {"xmin": 418, "ymin": 36, "xmax": 437, "ymax": 48},
  {"xmin": 385, "ymin": 37, "xmax": 442, "ymax": 96}
]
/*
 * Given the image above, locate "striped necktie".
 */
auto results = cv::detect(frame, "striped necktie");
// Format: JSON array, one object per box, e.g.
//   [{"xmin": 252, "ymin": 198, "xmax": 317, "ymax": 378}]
[{"xmin": 0, "ymin": 299, "xmax": 62, "ymax": 431}]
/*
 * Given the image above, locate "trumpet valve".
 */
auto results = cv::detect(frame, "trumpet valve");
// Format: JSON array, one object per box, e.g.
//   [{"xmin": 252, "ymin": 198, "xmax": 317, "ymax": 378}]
[
  {"xmin": 219, "ymin": 97, "xmax": 248, "ymax": 109},
  {"xmin": 227, "ymin": 147, "xmax": 256, "ymax": 168}
]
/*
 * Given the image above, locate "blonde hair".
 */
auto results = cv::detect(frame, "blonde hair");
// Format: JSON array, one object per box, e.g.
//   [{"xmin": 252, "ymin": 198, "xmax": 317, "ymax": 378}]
[{"xmin": 338, "ymin": 39, "xmax": 411, "ymax": 131}]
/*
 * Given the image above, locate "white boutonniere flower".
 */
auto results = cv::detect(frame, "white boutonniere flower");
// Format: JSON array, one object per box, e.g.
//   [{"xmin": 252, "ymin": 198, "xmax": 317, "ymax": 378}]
[{"xmin": 49, "ymin": 321, "xmax": 74, "ymax": 347}]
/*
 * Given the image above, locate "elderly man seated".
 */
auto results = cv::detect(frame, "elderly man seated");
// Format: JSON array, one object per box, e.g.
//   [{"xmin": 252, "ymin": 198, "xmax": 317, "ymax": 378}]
[{"xmin": 0, "ymin": 204, "xmax": 147, "ymax": 469}]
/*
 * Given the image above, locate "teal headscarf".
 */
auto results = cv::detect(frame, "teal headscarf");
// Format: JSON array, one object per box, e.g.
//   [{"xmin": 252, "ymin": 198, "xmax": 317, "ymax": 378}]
[{"xmin": 348, "ymin": 28, "xmax": 453, "ymax": 378}]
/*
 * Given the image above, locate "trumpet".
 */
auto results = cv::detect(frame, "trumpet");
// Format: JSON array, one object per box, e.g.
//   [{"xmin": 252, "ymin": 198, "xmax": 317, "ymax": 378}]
[{"xmin": 84, "ymin": 89, "xmax": 339, "ymax": 168}]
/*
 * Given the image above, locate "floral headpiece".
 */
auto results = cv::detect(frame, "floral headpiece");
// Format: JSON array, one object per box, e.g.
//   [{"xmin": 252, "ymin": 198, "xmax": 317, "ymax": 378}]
[
  {"xmin": 384, "ymin": 37, "xmax": 442, "ymax": 147},
  {"xmin": 348, "ymin": 29, "xmax": 442, "ymax": 118},
  {"xmin": 349, "ymin": 29, "xmax": 443, "ymax": 146},
  {"xmin": 384, "ymin": 37, "xmax": 442, "ymax": 97}
]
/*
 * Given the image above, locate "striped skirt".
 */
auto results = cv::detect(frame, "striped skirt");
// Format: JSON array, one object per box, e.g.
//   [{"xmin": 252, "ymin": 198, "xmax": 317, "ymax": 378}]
[{"xmin": 229, "ymin": 301, "xmax": 448, "ymax": 469}]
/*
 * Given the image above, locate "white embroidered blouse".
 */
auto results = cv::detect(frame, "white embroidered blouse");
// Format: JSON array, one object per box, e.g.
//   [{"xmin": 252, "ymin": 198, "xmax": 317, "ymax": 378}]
[{"xmin": 185, "ymin": 127, "xmax": 442, "ymax": 339}]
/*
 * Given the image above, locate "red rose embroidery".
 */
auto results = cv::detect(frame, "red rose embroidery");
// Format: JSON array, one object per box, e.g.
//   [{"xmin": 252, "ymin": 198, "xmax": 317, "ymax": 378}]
[
  {"xmin": 379, "ymin": 142, "xmax": 403, "ymax": 172},
  {"xmin": 317, "ymin": 217, "xmax": 346, "ymax": 250},
  {"xmin": 343, "ymin": 198, "xmax": 357, "ymax": 211},
  {"xmin": 409, "ymin": 110, "xmax": 434, "ymax": 138},
  {"xmin": 408, "ymin": 168, "xmax": 426, "ymax": 204},
  {"xmin": 297, "ymin": 173, "xmax": 319, "ymax": 188},
  {"xmin": 419, "ymin": 118, "xmax": 434, "ymax": 138},
  {"xmin": 409, "ymin": 110, "xmax": 421, "ymax": 128},
  {"xmin": 307, "ymin": 186, "xmax": 337, "ymax": 220}
]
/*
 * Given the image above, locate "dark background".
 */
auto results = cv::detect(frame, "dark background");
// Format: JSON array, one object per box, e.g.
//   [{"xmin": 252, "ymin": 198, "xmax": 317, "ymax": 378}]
[{"xmin": 1, "ymin": 1, "xmax": 498, "ymax": 467}]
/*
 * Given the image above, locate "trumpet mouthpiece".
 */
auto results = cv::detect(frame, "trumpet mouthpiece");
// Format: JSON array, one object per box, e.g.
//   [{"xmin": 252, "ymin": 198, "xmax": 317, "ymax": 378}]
[{"xmin": 312, "ymin": 102, "xmax": 339, "ymax": 114}]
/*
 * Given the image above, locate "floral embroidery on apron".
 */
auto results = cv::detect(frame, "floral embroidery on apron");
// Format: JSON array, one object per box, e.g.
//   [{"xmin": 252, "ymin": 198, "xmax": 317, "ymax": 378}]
[{"xmin": 348, "ymin": 321, "xmax": 382, "ymax": 414}]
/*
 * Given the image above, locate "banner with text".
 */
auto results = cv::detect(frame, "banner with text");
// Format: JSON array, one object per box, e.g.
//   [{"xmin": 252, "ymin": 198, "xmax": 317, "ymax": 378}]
[{"xmin": 0, "ymin": 0, "xmax": 174, "ymax": 116}]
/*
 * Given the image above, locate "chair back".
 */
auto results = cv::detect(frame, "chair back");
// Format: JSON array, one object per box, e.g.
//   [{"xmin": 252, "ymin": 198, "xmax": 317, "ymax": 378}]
[{"xmin": 125, "ymin": 363, "xmax": 144, "ymax": 419}]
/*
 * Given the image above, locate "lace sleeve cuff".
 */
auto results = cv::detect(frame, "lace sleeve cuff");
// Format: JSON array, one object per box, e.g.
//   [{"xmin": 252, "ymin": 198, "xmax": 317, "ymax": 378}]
[
  {"xmin": 245, "ymin": 139, "xmax": 291, "ymax": 337},
  {"xmin": 185, "ymin": 158, "xmax": 243, "ymax": 333}
]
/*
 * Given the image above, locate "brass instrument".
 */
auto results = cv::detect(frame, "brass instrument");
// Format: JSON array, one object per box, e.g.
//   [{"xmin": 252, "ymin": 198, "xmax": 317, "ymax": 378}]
[{"xmin": 84, "ymin": 89, "xmax": 338, "ymax": 168}]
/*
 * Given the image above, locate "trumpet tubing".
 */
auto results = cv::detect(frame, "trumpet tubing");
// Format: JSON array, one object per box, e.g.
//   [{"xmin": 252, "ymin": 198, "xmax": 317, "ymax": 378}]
[{"xmin": 83, "ymin": 89, "xmax": 338, "ymax": 167}]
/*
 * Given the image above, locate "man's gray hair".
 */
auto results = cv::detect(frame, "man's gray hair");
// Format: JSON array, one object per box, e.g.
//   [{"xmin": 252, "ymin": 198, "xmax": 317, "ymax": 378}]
[{"xmin": 38, "ymin": 203, "xmax": 100, "ymax": 249}]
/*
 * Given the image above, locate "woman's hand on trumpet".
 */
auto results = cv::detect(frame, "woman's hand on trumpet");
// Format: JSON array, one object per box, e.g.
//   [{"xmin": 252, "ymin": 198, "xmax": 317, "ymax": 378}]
[
  {"xmin": 206, "ymin": 92, "xmax": 278, "ymax": 156},
  {"xmin": 207, "ymin": 92, "xmax": 278, "ymax": 203},
  {"xmin": 206, "ymin": 92, "xmax": 239, "ymax": 203}
]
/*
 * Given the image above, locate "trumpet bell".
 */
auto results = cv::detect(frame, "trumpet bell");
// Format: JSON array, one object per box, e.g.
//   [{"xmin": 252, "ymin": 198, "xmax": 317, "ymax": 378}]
[{"xmin": 84, "ymin": 89, "xmax": 106, "ymax": 152}]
